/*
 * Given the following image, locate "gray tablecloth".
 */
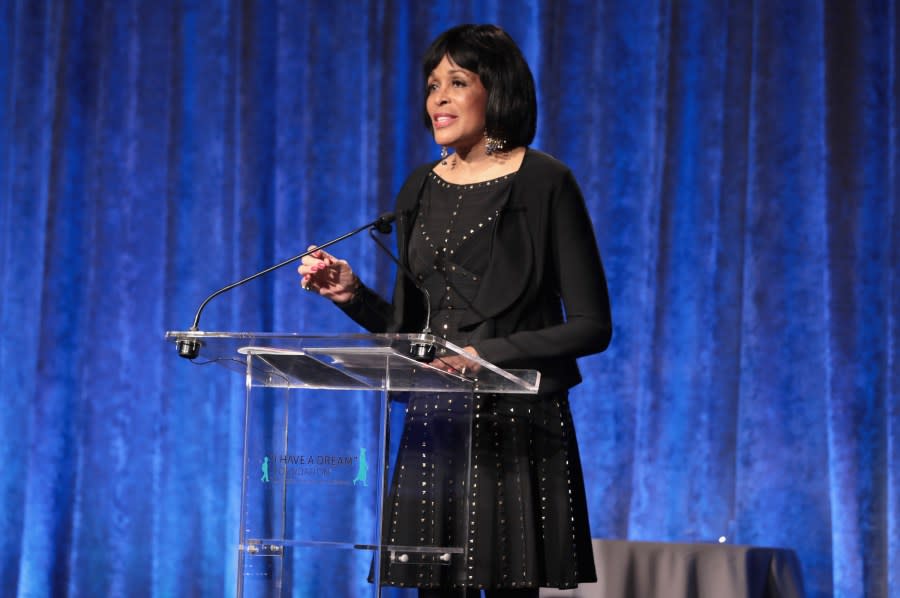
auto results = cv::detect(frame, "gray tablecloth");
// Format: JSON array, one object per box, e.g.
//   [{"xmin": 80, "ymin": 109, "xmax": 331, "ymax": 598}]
[{"xmin": 540, "ymin": 539, "xmax": 805, "ymax": 598}]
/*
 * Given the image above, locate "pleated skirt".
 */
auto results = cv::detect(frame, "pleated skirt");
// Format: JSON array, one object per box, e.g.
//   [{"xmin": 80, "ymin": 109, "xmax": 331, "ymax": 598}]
[{"xmin": 377, "ymin": 391, "xmax": 597, "ymax": 590}]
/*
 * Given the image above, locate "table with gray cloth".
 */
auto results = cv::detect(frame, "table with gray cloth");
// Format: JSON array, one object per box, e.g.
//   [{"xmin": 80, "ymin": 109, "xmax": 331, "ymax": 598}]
[{"xmin": 539, "ymin": 539, "xmax": 805, "ymax": 598}]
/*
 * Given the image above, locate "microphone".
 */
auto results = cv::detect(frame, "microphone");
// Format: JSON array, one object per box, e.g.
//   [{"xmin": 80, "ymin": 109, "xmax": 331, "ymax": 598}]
[
  {"xmin": 175, "ymin": 212, "xmax": 396, "ymax": 359},
  {"xmin": 367, "ymin": 229, "xmax": 436, "ymax": 362}
]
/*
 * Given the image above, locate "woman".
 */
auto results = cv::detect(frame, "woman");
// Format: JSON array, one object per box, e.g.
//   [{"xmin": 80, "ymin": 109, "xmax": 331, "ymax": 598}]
[{"xmin": 299, "ymin": 24, "xmax": 611, "ymax": 598}]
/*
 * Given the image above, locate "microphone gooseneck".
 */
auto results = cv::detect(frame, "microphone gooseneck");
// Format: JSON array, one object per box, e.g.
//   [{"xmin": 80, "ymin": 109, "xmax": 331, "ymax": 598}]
[
  {"xmin": 367, "ymin": 229, "xmax": 436, "ymax": 363},
  {"xmin": 176, "ymin": 212, "xmax": 396, "ymax": 360}
]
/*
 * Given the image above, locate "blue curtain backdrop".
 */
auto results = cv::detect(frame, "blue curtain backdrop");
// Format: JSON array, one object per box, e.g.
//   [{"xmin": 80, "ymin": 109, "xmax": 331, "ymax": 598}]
[{"xmin": 1, "ymin": 0, "xmax": 897, "ymax": 596}]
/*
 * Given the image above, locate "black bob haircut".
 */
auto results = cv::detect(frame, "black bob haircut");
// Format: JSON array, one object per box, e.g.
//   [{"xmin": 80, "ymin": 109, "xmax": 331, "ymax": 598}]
[{"xmin": 422, "ymin": 24, "xmax": 537, "ymax": 148}]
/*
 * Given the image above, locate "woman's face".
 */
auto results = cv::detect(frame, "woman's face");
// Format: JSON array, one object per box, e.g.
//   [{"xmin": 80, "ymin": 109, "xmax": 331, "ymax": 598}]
[{"xmin": 426, "ymin": 55, "xmax": 488, "ymax": 152}]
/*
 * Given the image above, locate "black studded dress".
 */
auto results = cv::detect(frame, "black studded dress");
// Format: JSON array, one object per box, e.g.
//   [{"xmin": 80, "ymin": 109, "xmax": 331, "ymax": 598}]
[{"xmin": 377, "ymin": 172, "xmax": 597, "ymax": 591}]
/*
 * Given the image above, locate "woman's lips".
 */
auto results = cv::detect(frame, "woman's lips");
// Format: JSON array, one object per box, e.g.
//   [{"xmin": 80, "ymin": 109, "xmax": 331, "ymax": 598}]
[{"xmin": 432, "ymin": 114, "xmax": 456, "ymax": 129}]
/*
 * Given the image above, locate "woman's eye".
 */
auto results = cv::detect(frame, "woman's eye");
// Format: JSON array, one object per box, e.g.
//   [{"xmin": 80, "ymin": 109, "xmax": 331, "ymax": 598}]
[{"xmin": 452, "ymin": 80, "xmax": 466, "ymax": 87}]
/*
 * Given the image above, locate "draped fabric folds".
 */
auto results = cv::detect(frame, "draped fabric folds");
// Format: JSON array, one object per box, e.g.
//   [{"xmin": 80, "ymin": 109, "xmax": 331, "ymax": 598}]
[{"xmin": 0, "ymin": 1, "xmax": 896, "ymax": 597}]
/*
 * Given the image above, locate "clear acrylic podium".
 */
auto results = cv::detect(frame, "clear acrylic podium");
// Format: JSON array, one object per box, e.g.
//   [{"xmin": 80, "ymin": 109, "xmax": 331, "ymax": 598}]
[{"xmin": 165, "ymin": 331, "xmax": 540, "ymax": 597}]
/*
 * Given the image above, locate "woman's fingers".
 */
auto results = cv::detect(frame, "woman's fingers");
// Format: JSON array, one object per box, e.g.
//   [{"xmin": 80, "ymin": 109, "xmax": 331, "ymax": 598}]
[
  {"xmin": 298, "ymin": 246, "xmax": 355, "ymax": 297},
  {"xmin": 436, "ymin": 357, "xmax": 473, "ymax": 374},
  {"xmin": 433, "ymin": 346, "xmax": 481, "ymax": 375},
  {"xmin": 298, "ymin": 246, "xmax": 333, "ymax": 276}
]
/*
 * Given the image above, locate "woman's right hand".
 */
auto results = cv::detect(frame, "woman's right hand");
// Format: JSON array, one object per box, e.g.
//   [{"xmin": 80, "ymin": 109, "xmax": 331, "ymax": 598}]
[{"xmin": 298, "ymin": 246, "xmax": 360, "ymax": 304}]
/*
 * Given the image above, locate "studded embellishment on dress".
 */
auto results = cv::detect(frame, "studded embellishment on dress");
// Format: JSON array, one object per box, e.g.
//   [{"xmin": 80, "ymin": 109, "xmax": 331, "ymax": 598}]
[
  {"xmin": 380, "ymin": 172, "xmax": 595, "ymax": 590},
  {"xmin": 417, "ymin": 172, "xmax": 511, "ymax": 343}
]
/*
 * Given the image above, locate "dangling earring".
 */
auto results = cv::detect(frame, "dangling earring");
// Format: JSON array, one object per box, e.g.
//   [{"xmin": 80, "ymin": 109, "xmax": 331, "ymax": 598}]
[
  {"xmin": 440, "ymin": 146, "xmax": 449, "ymax": 165},
  {"xmin": 485, "ymin": 133, "xmax": 506, "ymax": 155}
]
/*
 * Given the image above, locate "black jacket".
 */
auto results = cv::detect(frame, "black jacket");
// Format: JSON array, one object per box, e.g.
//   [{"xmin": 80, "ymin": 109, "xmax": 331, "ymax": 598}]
[{"xmin": 340, "ymin": 149, "xmax": 612, "ymax": 391}]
